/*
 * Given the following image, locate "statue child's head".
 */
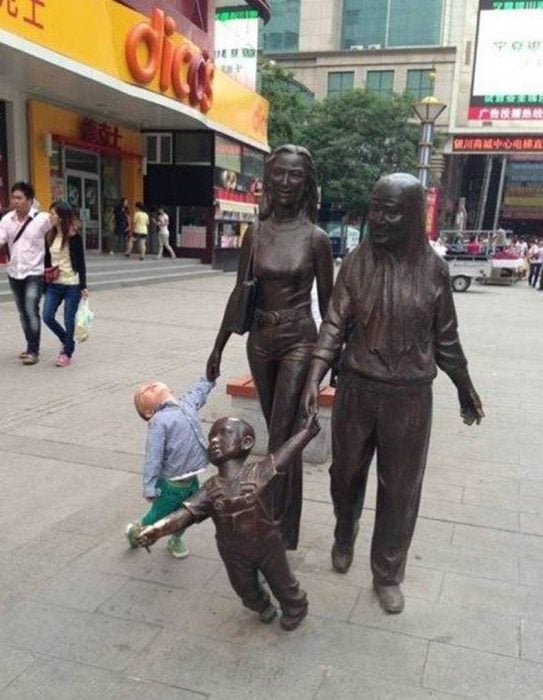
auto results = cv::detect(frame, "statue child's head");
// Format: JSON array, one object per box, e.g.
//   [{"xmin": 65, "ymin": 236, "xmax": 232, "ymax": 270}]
[
  {"xmin": 208, "ymin": 417, "xmax": 256, "ymax": 466},
  {"xmin": 134, "ymin": 382, "xmax": 174, "ymax": 421}
]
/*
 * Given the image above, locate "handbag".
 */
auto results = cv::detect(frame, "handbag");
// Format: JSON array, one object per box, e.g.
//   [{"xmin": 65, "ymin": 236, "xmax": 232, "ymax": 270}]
[
  {"xmin": 44, "ymin": 266, "xmax": 60, "ymax": 284},
  {"xmin": 224, "ymin": 221, "xmax": 258, "ymax": 335}
]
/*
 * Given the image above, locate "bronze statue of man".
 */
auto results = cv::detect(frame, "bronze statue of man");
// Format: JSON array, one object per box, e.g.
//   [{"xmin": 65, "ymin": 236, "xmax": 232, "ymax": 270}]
[{"xmin": 302, "ymin": 173, "xmax": 484, "ymax": 614}]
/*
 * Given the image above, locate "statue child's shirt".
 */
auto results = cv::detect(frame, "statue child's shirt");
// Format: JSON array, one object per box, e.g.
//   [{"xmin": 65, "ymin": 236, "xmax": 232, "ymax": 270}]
[{"xmin": 182, "ymin": 456, "xmax": 281, "ymax": 549}]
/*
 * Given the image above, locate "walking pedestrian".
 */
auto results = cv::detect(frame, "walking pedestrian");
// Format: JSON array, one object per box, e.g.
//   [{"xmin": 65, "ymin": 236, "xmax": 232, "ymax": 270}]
[
  {"xmin": 114, "ymin": 197, "xmax": 130, "ymax": 253},
  {"xmin": 125, "ymin": 201, "xmax": 149, "ymax": 260},
  {"xmin": 43, "ymin": 201, "xmax": 88, "ymax": 367},
  {"xmin": 155, "ymin": 206, "xmax": 176, "ymax": 259},
  {"xmin": 528, "ymin": 239, "xmax": 541, "ymax": 287},
  {"xmin": 0, "ymin": 181, "xmax": 51, "ymax": 365}
]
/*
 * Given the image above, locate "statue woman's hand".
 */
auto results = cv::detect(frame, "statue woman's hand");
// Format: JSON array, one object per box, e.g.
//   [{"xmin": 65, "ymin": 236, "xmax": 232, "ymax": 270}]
[
  {"xmin": 206, "ymin": 348, "xmax": 222, "ymax": 382},
  {"xmin": 301, "ymin": 380, "xmax": 320, "ymax": 418}
]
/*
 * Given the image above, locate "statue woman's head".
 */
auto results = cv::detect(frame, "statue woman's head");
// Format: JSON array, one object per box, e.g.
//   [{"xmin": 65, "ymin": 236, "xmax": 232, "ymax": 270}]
[{"xmin": 260, "ymin": 144, "xmax": 319, "ymax": 223}]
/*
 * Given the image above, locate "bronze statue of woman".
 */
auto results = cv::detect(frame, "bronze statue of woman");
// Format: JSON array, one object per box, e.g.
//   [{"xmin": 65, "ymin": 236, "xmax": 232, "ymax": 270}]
[{"xmin": 207, "ymin": 144, "xmax": 334, "ymax": 550}]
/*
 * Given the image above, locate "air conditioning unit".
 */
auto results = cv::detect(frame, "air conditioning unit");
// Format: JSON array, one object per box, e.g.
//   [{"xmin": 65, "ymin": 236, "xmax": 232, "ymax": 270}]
[
  {"xmin": 349, "ymin": 44, "xmax": 365, "ymax": 50},
  {"xmin": 368, "ymin": 43, "xmax": 382, "ymax": 50}
]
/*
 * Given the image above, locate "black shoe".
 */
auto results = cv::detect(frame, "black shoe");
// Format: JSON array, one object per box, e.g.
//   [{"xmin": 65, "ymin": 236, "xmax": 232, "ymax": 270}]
[
  {"xmin": 279, "ymin": 605, "xmax": 308, "ymax": 631},
  {"xmin": 373, "ymin": 582, "xmax": 405, "ymax": 614}
]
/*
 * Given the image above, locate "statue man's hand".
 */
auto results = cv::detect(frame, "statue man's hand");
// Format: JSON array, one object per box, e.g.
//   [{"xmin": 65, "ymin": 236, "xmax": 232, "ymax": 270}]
[
  {"xmin": 458, "ymin": 387, "xmax": 484, "ymax": 426},
  {"xmin": 206, "ymin": 348, "xmax": 222, "ymax": 382},
  {"xmin": 136, "ymin": 526, "xmax": 160, "ymax": 548},
  {"xmin": 303, "ymin": 411, "xmax": 321, "ymax": 437}
]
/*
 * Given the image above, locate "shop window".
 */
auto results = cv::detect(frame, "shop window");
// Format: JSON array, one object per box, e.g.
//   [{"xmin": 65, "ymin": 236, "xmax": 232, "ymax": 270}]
[
  {"xmin": 406, "ymin": 69, "xmax": 434, "ymax": 100},
  {"xmin": 145, "ymin": 133, "xmax": 172, "ymax": 164},
  {"xmin": 262, "ymin": 0, "xmax": 300, "ymax": 54},
  {"xmin": 327, "ymin": 72, "xmax": 355, "ymax": 98},
  {"xmin": 65, "ymin": 148, "xmax": 99, "ymax": 173},
  {"xmin": 366, "ymin": 70, "xmax": 394, "ymax": 96},
  {"xmin": 175, "ymin": 132, "xmax": 213, "ymax": 165}
]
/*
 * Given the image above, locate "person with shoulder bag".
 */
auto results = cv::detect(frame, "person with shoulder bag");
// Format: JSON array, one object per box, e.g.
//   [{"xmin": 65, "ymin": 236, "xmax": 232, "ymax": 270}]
[
  {"xmin": 43, "ymin": 201, "xmax": 89, "ymax": 367},
  {"xmin": 0, "ymin": 181, "xmax": 51, "ymax": 365}
]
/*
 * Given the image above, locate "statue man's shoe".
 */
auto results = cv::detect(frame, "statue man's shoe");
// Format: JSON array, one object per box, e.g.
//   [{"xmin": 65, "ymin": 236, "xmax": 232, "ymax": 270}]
[
  {"xmin": 373, "ymin": 582, "xmax": 405, "ymax": 614},
  {"xmin": 331, "ymin": 543, "xmax": 354, "ymax": 573},
  {"xmin": 279, "ymin": 605, "xmax": 308, "ymax": 631},
  {"xmin": 259, "ymin": 603, "xmax": 278, "ymax": 624}
]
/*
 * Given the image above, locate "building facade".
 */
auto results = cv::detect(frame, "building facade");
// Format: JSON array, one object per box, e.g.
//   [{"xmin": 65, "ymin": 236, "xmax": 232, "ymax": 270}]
[
  {"xmin": 0, "ymin": 0, "xmax": 269, "ymax": 263},
  {"xmin": 264, "ymin": 0, "xmax": 543, "ymax": 236}
]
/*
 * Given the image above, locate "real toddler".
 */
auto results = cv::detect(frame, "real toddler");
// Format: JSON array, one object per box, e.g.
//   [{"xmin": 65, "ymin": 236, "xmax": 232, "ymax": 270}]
[{"xmin": 125, "ymin": 376, "xmax": 214, "ymax": 558}]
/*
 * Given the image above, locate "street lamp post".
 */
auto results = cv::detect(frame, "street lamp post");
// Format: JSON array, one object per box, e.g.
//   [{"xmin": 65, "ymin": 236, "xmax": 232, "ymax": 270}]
[{"xmin": 412, "ymin": 96, "xmax": 447, "ymax": 189}]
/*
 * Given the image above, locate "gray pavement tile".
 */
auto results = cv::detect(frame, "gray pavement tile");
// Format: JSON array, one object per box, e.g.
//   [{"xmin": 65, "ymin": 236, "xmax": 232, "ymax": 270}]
[
  {"xmin": 27, "ymin": 567, "xmax": 129, "ymax": 613},
  {"xmin": 410, "ymin": 539, "xmax": 518, "ymax": 583},
  {"xmin": 127, "ymin": 615, "xmax": 429, "ymax": 698},
  {"xmin": 0, "ymin": 658, "xmax": 206, "ymax": 699},
  {"xmin": 349, "ymin": 590, "xmax": 520, "ymax": 657},
  {"xmin": 423, "ymin": 641, "xmax": 543, "ymax": 699},
  {"xmin": 462, "ymin": 487, "xmax": 543, "ymax": 514},
  {"xmin": 452, "ymin": 524, "xmax": 543, "ymax": 560},
  {"xmin": 419, "ymin": 498, "xmax": 519, "ymax": 531},
  {"xmin": 519, "ymin": 558, "xmax": 543, "ymax": 587},
  {"xmin": 421, "ymin": 481, "xmax": 464, "ymax": 503},
  {"xmin": 521, "ymin": 480, "xmax": 543, "ymax": 499},
  {"xmin": 0, "ymin": 646, "xmax": 36, "ymax": 694},
  {"xmin": 314, "ymin": 667, "xmax": 465, "ymax": 699},
  {"xmin": 520, "ymin": 511, "xmax": 543, "ymax": 536},
  {"xmin": 0, "ymin": 601, "xmax": 161, "ymax": 673},
  {"xmin": 440, "ymin": 573, "xmax": 543, "ymax": 621},
  {"xmin": 521, "ymin": 619, "xmax": 543, "ymax": 664},
  {"xmin": 97, "ymin": 579, "xmax": 239, "ymax": 633}
]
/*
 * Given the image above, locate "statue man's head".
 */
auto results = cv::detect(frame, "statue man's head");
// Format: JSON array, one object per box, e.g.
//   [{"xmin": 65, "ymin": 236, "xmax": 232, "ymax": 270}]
[
  {"xmin": 260, "ymin": 144, "xmax": 319, "ymax": 223},
  {"xmin": 368, "ymin": 173, "xmax": 426, "ymax": 254}
]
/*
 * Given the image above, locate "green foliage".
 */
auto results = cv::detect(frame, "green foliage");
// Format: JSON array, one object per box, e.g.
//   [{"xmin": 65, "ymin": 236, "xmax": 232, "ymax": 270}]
[
  {"xmin": 260, "ymin": 62, "xmax": 307, "ymax": 149},
  {"xmin": 299, "ymin": 90, "xmax": 419, "ymax": 218}
]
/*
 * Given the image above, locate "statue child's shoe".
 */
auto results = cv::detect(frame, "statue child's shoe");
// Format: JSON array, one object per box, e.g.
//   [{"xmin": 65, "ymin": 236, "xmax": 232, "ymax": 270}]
[
  {"xmin": 331, "ymin": 543, "xmax": 354, "ymax": 573},
  {"xmin": 279, "ymin": 605, "xmax": 308, "ymax": 631},
  {"xmin": 373, "ymin": 582, "xmax": 405, "ymax": 614},
  {"xmin": 259, "ymin": 603, "xmax": 278, "ymax": 624}
]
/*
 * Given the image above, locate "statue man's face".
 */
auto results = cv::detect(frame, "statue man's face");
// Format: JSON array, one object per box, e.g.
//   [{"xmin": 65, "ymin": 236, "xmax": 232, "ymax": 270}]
[
  {"xmin": 268, "ymin": 152, "xmax": 307, "ymax": 213},
  {"xmin": 368, "ymin": 179, "xmax": 412, "ymax": 250}
]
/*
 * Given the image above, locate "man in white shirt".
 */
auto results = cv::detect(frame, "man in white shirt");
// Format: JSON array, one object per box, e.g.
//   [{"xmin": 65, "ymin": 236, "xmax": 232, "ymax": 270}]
[
  {"xmin": 528, "ymin": 239, "xmax": 542, "ymax": 288},
  {"xmin": 0, "ymin": 182, "xmax": 51, "ymax": 365}
]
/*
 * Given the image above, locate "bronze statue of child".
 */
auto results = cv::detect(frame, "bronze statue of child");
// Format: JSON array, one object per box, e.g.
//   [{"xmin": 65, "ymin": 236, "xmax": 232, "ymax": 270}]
[{"xmin": 136, "ymin": 413, "xmax": 320, "ymax": 630}]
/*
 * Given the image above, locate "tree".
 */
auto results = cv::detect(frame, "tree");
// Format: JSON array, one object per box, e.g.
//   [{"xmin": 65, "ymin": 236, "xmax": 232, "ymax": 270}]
[
  {"xmin": 259, "ymin": 62, "xmax": 308, "ymax": 149},
  {"xmin": 299, "ymin": 89, "xmax": 419, "ymax": 221}
]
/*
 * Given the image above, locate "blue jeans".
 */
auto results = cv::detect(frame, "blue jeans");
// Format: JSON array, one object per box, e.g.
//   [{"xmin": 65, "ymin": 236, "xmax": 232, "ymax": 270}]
[
  {"xmin": 42, "ymin": 284, "xmax": 81, "ymax": 357},
  {"xmin": 9, "ymin": 275, "xmax": 43, "ymax": 355}
]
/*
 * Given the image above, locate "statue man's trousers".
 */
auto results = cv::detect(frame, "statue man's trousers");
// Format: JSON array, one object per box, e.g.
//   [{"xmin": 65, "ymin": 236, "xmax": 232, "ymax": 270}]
[{"xmin": 330, "ymin": 373, "xmax": 432, "ymax": 586}]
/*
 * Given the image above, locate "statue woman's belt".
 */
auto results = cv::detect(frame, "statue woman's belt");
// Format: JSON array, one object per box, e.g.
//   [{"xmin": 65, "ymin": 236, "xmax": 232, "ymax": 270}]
[{"xmin": 254, "ymin": 305, "xmax": 311, "ymax": 328}]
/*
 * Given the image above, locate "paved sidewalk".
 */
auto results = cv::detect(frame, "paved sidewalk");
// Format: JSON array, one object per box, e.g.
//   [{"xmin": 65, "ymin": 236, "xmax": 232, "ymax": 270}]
[{"xmin": 0, "ymin": 275, "xmax": 542, "ymax": 699}]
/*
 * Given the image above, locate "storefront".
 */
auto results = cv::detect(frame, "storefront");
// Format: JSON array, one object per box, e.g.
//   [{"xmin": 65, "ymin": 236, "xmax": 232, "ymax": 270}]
[{"xmin": 0, "ymin": 0, "xmax": 269, "ymax": 253}]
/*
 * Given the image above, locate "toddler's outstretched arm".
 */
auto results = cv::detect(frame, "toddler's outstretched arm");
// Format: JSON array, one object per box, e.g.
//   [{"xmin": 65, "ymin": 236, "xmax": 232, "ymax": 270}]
[
  {"xmin": 272, "ymin": 414, "xmax": 320, "ymax": 475},
  {"xmin": 137, "ymin": 508, "xmax": 196, "ymax": 547}
]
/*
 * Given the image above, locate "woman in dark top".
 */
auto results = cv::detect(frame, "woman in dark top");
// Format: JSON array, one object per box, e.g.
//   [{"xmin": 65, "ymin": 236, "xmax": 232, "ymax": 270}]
[
  {"xmin": 43, "ymin": 201, "xmax": 88, "ymax": 367},
  {"xmin": 206, "ymin": 145, "xmax": 334, "ymax": 549},
  {"xmin": 114, "ymin": 197, "xmax": 130, "ymax": 253}
]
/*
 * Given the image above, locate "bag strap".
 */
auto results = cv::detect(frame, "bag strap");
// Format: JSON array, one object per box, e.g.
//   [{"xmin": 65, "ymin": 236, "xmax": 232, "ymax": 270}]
[
  {"xmin": 10, "ymin": 214, "xmax": 34, "ymax": 250},
  {"xmin": 244, "ymin": 218, "xmax": 258, "ymax": 283}
]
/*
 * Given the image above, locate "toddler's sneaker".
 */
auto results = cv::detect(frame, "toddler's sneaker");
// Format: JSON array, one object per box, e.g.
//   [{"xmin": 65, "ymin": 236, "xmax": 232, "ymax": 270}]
[
  {"xmin": 125, "ymin": 523, "xmax": 141, "ymax": 549},
  {"xmin": 56, "ymin": 353, "xmax": 71, "ymax": 367},
  {"xmin": 167, "ymin": 534, "xmax": 189, "ymax": 559}
]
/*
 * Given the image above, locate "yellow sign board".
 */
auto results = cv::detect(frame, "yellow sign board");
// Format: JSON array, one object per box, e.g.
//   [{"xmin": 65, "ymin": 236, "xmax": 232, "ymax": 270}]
[{"xmin": 0, "ymin": 0, "xmax": 268, "ymax": 145}]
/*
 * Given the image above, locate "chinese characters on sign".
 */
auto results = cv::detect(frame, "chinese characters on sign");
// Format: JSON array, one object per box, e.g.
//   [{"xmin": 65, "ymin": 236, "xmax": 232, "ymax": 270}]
[
  {"xmin": 452, "ymin": 135, "xmax": 543, "ymax": 152},
  {"xmin": 80, "ymin": 118, "xmax": 122, "ymax": 149},
  {"xmin": 491, "ymin": 2, "xmax": 543, "ymax": 8},
  {"xmin": 214, "ymin": 7, "xmax": 259, "ymax": 90},
  {"xmin": 0, "ymin": 0, "xmax": 46, "ymax": 29}
]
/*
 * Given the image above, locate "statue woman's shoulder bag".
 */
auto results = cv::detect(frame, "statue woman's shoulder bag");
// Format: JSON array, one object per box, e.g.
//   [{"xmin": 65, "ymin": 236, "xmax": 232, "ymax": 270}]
[{"xmin": 224, "ymin": 220, "xmax": 258, "ymax": 335}]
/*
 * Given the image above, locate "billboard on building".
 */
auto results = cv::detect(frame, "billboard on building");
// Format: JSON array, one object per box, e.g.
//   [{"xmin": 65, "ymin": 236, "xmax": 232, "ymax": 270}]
[
  {"xmin": 470, "ymin": 1, "xmax": 543, "ymax": 121},
  {"xmin": 215, "ymin": 6, "xmax": 259, "ymax": 90}
]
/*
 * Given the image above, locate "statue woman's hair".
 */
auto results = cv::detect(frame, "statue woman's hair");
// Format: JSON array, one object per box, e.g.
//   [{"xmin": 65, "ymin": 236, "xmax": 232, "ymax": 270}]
[{"xmin": 259, "ymin": 144, "xmax": 319, "ymax": 223}]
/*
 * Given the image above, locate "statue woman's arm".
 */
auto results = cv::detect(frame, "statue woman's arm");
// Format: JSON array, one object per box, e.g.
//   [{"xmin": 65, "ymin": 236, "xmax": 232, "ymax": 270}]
[
  {"xmin": 312, "ymin": 228, "xmax": 334, "ymax": 321},
  {"xmin": 206, "ymin": 228, "xmax": 254, "ymax": 381}
]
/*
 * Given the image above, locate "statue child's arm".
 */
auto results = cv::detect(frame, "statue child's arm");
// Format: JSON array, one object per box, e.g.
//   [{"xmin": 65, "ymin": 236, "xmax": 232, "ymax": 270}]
[
  {"xmin": 136, "ymin": 508, "xmax": 197, "ymax": 547},
  {"xmin": 272, "ymin": 414, "xmax": 321, "ymax": 475}
]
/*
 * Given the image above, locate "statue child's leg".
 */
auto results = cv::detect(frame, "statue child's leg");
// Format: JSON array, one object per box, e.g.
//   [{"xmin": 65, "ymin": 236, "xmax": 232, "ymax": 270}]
[
  {"xmin": 259, "ymin": 536, "xmax": 307, "ymax": 630},
  {"xmin": 371, "ymin": 386, "xmax": 433, "ymax": 586},
  {"xmin": 330, "ymin": 376, "xmax": 376, "ymax": 554},
  {"xmin": 218, "ymin": 544, "xmax": 272, "ymax": 614}
]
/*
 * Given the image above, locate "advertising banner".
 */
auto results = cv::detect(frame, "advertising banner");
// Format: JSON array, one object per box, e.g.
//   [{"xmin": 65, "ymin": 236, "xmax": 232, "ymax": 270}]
[
  {"xmin": 469, "ymin": 0, "xmax": 543, "ymax": 121},
  {"xmin": 215, "ymin": 6, "xmax": 259, "ymax": 90}
]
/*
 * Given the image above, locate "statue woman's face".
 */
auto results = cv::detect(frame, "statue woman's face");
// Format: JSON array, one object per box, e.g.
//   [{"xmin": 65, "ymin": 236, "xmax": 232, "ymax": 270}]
[{"xmin": 268, "ymin": 152, "xmax": 307, "ymax": 213}]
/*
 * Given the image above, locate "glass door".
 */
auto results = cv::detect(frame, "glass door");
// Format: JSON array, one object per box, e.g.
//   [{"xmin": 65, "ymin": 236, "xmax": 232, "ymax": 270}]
[{"xmin": 66, "ymin": 172, "xmax": 101, "ymax": 251}]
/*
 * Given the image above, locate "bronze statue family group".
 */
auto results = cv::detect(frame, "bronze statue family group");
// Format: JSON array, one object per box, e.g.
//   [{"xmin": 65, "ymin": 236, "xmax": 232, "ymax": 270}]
[{"xmin": 135, "ymin": 144, "xmax": 484, "ymax": 632}]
